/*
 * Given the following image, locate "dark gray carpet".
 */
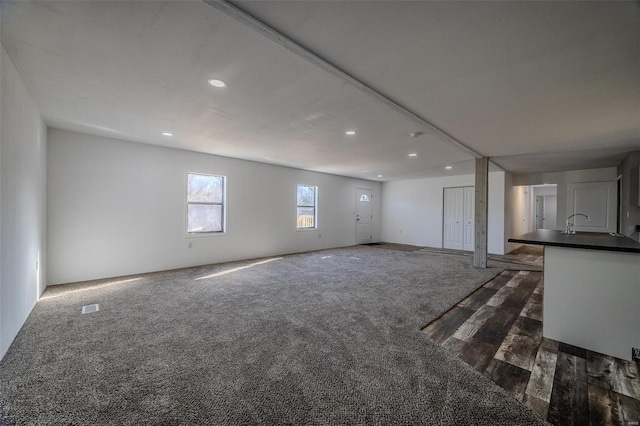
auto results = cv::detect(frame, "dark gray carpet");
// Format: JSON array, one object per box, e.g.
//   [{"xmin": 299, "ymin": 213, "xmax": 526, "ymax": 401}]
[{"xmin": 0, "ymin": 246, "xmax": 547, "ymax": 425}]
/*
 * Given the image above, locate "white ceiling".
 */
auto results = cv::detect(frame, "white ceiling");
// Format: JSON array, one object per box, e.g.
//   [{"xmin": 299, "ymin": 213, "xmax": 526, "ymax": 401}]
[{"xmin": 2, "ymin": 0, "xmax": 638, "ymax": 181}]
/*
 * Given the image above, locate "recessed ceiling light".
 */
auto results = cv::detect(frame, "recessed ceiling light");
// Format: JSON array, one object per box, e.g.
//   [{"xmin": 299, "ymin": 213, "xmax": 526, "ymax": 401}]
[
  {"xmin": 162, "ymin": 132, "xmax": 173, "ymax": 137},
  {"xmin": 208, "ymin": 79, "xmax": 227, "ymax": 88},
  {"xmin": 408, "ymin": 153, "xmax": 418, "ymax": 157},
  {"xmin": 345, "ymin": 130, "xmax": 356, "ymax": 136},
  {"xmin": 445, "ymin": 165, "xmax": 453, "ymax": 170},
  {"xmin": 377, "ymin": 174, "xmax": 383, "ymax": 178}
]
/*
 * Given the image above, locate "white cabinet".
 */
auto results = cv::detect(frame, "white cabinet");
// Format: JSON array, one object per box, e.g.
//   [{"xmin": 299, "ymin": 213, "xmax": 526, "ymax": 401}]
[
  {"xmin": 566, "ymin": 181, "xmax": 617, "ymax": 233},
  {"xmin": 544, "ymin": 246, "xmax": 640, "ymax": 361}
]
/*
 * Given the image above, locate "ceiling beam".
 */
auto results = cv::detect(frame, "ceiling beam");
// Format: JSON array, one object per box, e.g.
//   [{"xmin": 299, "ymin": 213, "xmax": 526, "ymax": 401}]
[{"xmin": 202, "ymin": 0, "xmax": 483, "ymax": 159}]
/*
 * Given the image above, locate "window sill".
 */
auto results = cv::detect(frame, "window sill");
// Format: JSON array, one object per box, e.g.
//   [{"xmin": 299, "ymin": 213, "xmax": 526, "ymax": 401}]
[{"xmin": 185, "ymin": 232, "xmax": 228, "ymax": 238}]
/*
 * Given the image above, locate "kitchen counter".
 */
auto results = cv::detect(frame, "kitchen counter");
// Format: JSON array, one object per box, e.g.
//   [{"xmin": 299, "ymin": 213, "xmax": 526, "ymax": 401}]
[
  {"xmin": 508, "ymin": 229, "xmax": 640, "ymax": 361},
  {"xmin": 508, "ymin": 229, "xmax": 640, "ymax": 253}
]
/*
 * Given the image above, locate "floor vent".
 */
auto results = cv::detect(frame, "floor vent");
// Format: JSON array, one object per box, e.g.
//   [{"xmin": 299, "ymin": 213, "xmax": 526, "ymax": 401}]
[{"xmin": 82, "ymin": 304, "xmax": 100, "ymax": 314}]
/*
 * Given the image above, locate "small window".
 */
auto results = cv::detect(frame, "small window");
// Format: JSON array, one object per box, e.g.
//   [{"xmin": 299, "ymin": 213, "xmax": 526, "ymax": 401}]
[
  {"xmin": 359, "ymin": 194, "xmax": 370, "ymax": 202},
  {"xmin": 296, "ymin": 184, "xmax": 317, "ymax": 229},
  {"xmin": 187, "ymin": 173, "xmax": 225, "ymax": 234}
]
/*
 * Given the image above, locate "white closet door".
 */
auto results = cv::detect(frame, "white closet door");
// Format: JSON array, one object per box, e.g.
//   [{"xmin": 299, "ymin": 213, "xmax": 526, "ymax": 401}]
[{"xmin": 443, "ymin": 187, "xmax": 464, "ymax": 250}]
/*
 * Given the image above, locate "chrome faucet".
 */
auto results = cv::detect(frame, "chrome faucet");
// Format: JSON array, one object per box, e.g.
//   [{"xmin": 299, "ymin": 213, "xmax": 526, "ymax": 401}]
[{"xmin": 564, "ymin": 213, "xmax": 590, "ymax": 234}]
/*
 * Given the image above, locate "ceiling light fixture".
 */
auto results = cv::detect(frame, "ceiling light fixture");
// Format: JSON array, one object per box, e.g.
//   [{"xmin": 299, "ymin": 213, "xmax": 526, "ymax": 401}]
[
  {"xmin": 345, "ymin": 130, "xmax": 356, "ymax": 136},
  {"xmin": 410, "ymin": 132, "xmax": 424, "ymax": 138},
  {"xmin": 208, "ymin": 79, "xmax": 227, "ymax": 88},
  {"xmin": 445, "ymin": 165, "xmax": 453, "ymax": 170},
  {"xmin": 162, "ymin": 132, "xmax": 173, "ymax": 137},
  {"xmin": 377, "ymin": 174, "xmax": 383, "ymax": 178},
  {"xmin": 408, "ymin": 153, "xmax": 418, "ymax": 157}
]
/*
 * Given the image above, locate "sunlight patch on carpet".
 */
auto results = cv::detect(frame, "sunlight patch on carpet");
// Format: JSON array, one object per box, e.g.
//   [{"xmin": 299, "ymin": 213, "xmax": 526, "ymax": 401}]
[
  {"xmin": 41, "ymin": 278, "xmax": 143, "ymax": 300},
  {"xmin": 195, "ymin": 257, "xmax": 282, "ymax": 280}
]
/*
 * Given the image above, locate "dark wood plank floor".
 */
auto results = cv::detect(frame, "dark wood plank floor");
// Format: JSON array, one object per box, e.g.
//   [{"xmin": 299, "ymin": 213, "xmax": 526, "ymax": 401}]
[{"xmin": 423, "ymin": 269, "xmax": 640, "ymax": 426}]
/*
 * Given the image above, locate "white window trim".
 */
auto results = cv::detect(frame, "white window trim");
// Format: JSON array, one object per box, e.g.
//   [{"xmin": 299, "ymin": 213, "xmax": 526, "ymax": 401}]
[
  {"xmin": 296, "ymin": 184, "xmax": 318, "ymax": 231},
  {"xmin": 185, "ymin": 172, "xmax": 228, "ymax": 238}
]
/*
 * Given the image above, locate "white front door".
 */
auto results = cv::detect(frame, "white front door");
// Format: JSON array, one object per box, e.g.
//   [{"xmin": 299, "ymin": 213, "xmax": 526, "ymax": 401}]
[
  {"xmin": 443, "ymin": 187, "xmax": 464, "ymax": 250},
  {"xmin": 356, "ymin": 188, "xmax": 373, "ymax": 244},
  {"xmin": 463, "ymin": 186, "xmax": 475, "ymax": 251}
]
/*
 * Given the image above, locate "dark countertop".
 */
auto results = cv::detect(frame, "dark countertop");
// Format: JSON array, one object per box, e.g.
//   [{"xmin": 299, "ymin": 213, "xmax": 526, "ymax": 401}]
[{"xmin": 508, "ymin": 229, "xmax": 640, "ymax": 254}]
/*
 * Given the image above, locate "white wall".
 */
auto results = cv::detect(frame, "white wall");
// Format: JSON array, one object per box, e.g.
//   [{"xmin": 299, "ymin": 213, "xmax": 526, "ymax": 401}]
[
  {"xmin": 513, "ymin": 167, "xmax": 618, "ymax": 226},
  {"xmin": 512, "ymin": 167, "xmax": 618, "ymax": 187},
  {"xmin": 505, "ymin": 167, "xmax": 619, "ymax": 250},
  {"xmin": 506, "ymin": 184, "xmax": 530, "ymax": 252},
  {"xmin": 504, "ymin": 172, "xmax": 519, "ymax": 253},
  {"xmin": 47, "ymin": 129, "xmax": 381, "ymax": 285},
  {"xmin": 380, "ymin": 171, "xmax": 507, "ymax": 255},
  {"xmin": 1, "ymin": 8, "xmax": 4, "ymax": 361},
  {"xmin": 0, "ymin": 45, "xmax": 47, "ymax": 359},
  {"xmin": 490, "ymin": 171, "xmax": 506, "ymax": 255},
  {"xmin": 1, "ymin": 12, "xmax": 3, "ymax": 360}
]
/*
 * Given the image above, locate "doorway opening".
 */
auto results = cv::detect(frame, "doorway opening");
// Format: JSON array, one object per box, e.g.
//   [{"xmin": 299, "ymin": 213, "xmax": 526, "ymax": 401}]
[{"xmin": 532, "ymin": 185, "xmax": 557, "ymax": 231}]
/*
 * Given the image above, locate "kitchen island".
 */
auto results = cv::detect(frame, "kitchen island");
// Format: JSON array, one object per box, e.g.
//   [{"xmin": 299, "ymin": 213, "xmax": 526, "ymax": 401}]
[{"xmin": 509, "ymin": 229, "xmax": 640, "ymax": 361}]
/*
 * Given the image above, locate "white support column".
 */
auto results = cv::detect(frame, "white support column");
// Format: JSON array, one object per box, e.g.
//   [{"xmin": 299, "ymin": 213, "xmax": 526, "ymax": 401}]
[{"xmin": 474, "ymin": 157, "xmax": 489, "ymax": 268}]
